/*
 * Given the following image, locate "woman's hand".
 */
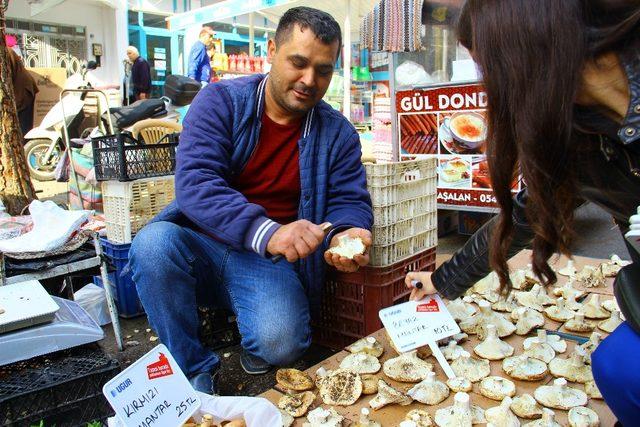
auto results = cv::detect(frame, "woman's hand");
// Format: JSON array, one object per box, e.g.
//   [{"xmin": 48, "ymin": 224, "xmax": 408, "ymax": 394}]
[{"xmin": 404, "ymin": 271, "xmax": 438, "ymax": 301}]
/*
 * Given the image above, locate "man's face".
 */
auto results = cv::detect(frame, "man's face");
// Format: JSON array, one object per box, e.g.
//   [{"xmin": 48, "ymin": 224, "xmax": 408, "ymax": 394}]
[{"xmin": 267, "ymin": 25, "xmax": 339, "ymax": 115}]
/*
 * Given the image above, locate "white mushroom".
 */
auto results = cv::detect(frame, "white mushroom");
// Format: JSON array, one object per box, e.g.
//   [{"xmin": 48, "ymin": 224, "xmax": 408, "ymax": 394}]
[
  {"xmin": 303, "ymin": 407, "xmax": 344, "ymax": 427},
  {"xmin": 452, "ymin": 332, "xmax": 470, "ymax": 342},
  {"xmin": 558, "ymin": 260, "xmax": 577, "ymax": 278},
  {"xmin": 510, "ymin": 267, "xmax": 540, "ymax": 291},
  {"xmin": 600, "ymin": 254, "xmax": 630, "ymax": 278},
  {"xmin": 578, "ymin": 294, "xmax": 610, "ymax": 320},
  {"xmin": 601, "ymin": 298, "xmax": 620, "ymax": 313},
  {"xmin": 534, "ymin": 378, "xmax": 587, "ymax": 410},
  {"xmin": 407, "ymin": 372, "xmax": 450, "ymax": 405},
  {"xmin": 510, "ymin": 394, "xmax": 544, "ymax": 419},
  {"xmin": 598, "ymin": 310, "xmax": 623, "ymax": 333},
  {"xmin": 318, "ymin": 369, "xmax": 362, "ymax": 406},
  {"xmin": 277, "ymin": 368, "xmax": 315, "ymax": 391},
  {"xmin": 327, "ymin": 235, "xmax": 365, "ymax": 259},
  {"xmin": 460, "ymin": 301, "xmax": 516, "ymax": 338},
  {"xmin": 568, "ymin": 407, "xmax": 599, "ymax": 427},
  {"xmin": 544, "ymin": 297, "xmax": 575, "ymax": 322},
  {"xmin": 451, "ymin": 351, "xmax": 491, "ymax": 382},
  {"xmin": 339, "ymin": 353, "xmax": 381, "ymax": 374},
  {"xmin": 314, "ymin": 367, "xmax": 330, "ymax": 388},
  {"xmin": 564, "ymin": 292, "xmax": 583, "ymax": 311},
  {"xmin": 280, "ymin": 409, "xmax": 295, "ymax": 427},
  {"xmin": 516, "ymin": 284, "xmax": 554, "ymax": 312},
  {"xmin": 524, "ymin": 330, "xmax": 567, "ymax": 354},
  {"xmin": 579, "ymin": 332, "xmax": 602, "ymax": 364},
  {"xmin": 472, "ymin": 272, "xmax": 501, "ymax": 302},
  {"xmin": 522, "ymin": 409, "xmax": 561, "ymax": 427},
  {"xmin": 383, "ymin": 350, "xmax": 433, "ymax": 383},
  {"xmin": 548, "ymin": 347, "xmax": 594, "ymax": 383},
  {"xmin": 564, "ymin": 312, "xmax": 595, "ymax": 333},
  {"xmin": 577, "ymin": 265, "xmax": 606, "ymax": 288},
  {"xmin": 440, "ymin": 340, "xmax": 466, "ymax": 361},
  {"xmin": 361, "ymin": 374, "xmax": 379, "ymax": 395},
  {"xmin": 585, "ymin": 380, "xmax": 603, "ymax": 399},
  {"xmin": 479, "ymin": 376, "xmax": 517, "ymax": 401},
  {"xmin": 434, "ymin": 392, "xmax": 486, "ymax": 426},
  {"xmin": 523, "ymin": 338, "xmax": 556, "ymax": 364},
  {"xmin": 278, "ymin": 391, "xmax": 316, "ymax": 418},
  {"xmin": 492, "ymin": 293, "xmax": 519, "ymax": 313},
  {"xmin": 484, "ymin": 397, "xmax": 521, "ymax": 427},
  {"xmin": 474, "ymin": 324, "xmax": 515, "ymax": 360},
  {"xmin": 553, "ymin": 280, "xmax": 585, "ymax": 301},
  {"xmin": 368, "ymin": 379, "xmax": 412, "ymax": 410},
  {"xmin": 346, "ymin": 336, "xmax": 384, "ymax": 358},
  {"xmin": 511, "ymin": 307, "xmax": 545, "ymax": 336},
  {"xmin": 446, "ymin": 376, "xmax": 473, "ymax": 393},
  {"xmin": 502, "ymin": 355, "xmax": 548, "ymax": 381},
  {"xmin": 447, "ymin": 298, "xmax": 477, "ymax": 322},
  {"xmin": 350, "ymin": 408, "xmax": 381, "ymax": 427},
  {"xmin": 404, "ymin": 409, "xmax": 433, "ymax": 427},
  {"xmin": 610, "ymin": 254, "xmax": 631, "ymax": 266}
]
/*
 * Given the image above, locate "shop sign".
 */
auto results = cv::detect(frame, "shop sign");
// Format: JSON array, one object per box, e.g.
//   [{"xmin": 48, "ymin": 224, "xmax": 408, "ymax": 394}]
[{"xmin": 396, "ymin": 83, "xmax": 521, "ymax": 210}]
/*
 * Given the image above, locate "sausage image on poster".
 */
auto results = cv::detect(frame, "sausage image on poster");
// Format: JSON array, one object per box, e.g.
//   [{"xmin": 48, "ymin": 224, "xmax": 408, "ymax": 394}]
[{"xmin": 399, "ymin": 113, "xmax": 439, "ymax": 155}]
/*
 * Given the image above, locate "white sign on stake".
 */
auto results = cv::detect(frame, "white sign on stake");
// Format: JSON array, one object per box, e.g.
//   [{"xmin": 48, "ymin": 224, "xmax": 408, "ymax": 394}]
[
  {"xmin": 103, "ymin": 344, "xmax": 201, "ymax": 426},
  {"xmin": 379, "ymin": 295, "xmax": 460, "ymax": 378}
]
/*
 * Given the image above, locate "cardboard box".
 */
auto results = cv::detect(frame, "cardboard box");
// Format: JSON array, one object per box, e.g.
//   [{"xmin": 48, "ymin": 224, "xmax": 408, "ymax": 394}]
[{"xmin": 26, "ymin": 68, "xmax": 67, "ymax": 128}]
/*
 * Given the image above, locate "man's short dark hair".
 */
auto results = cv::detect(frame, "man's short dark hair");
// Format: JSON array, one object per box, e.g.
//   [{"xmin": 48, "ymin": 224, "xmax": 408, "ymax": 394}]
[{"xmin": 275, "ymin": 7, "xmax": 342, "ymax": 59}]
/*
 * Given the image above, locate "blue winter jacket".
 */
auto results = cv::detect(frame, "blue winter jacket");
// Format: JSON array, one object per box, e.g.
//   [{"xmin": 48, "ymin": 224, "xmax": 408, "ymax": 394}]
[
  {"xmin": 152, "ymin": 74, "xmax": 373, "ymax": 312},
  {"xmin": 187, "ymin": 41, "xmax": 211, "ymax": 84}
]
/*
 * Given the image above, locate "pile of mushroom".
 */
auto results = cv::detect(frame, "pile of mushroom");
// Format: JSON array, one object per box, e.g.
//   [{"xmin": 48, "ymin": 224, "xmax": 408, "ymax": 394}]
[
  {"xmin": 460, "ymin": 301, "xmax": 516, "ymax": 338},
  {"xmin": 576, "ymin": 265, "xmax": 606, "ymax": 288},
  {"xmin": 515, "ymin": 284, "xmax": 555, "ymax": 311}
]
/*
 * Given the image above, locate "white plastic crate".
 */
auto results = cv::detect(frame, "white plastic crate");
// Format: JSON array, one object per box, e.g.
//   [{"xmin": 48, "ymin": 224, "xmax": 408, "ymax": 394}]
[
  {"xmin": 372, "ymin": 193, "xmax": 437, "ymax": 227},
  {"xmin": 369, "ymin": 228, "xmax": 438, "ymax": 267},
  {"xmin": 102, "ymin": 176, "xmax": 175, "ymax": 243},
  {"xmin": 368, "ymin": 176, "xmax": 437, "ymax": 206},
  {"xmin": 365, "ymin": 158, "xmax": 438, "ymax": 187},
  {"xmin": 371, "ymin": 211, "xmax": 437, "ymax": 246}
]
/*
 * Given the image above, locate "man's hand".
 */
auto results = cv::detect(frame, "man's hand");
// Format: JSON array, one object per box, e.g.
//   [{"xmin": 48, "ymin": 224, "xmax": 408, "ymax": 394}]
[
  {"xmin": 324, "ymin": 228, "xmax": 372, "ymax": 273},
  {"xmin": 267, "ymin": 220, "xmax": 325, "ymax": 262},
  {"xmin": 404, "ymin": 271, "xmax": 438, "ymax": 301}
]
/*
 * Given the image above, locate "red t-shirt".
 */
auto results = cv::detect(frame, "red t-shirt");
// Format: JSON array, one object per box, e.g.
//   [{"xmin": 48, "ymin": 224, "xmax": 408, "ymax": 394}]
[{"xmin": 232, "ymin": 113, "xmax": 301, "ymax": 224}]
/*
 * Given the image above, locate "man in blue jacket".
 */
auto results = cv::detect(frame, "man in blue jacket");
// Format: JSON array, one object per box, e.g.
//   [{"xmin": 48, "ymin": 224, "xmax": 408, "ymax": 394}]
[
  {"xmin": 187, "ymin": 26, "xmax": 214, "ymax": 86},
  {"xmin": 130, "ymin": 7, "xmax": 373, "ymax": 395}
]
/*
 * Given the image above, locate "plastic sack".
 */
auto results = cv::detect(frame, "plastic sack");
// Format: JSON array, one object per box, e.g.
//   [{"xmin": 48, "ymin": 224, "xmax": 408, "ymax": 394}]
[
  {"xmin": 395, "ymin": 60, "xmax": 432, "ymax": 87},
  {"xmin": 74, "ymin": 283, "xmax": 111, "ymax": 326},
  {"xmin": 107, "ymin": 392, "xmax": 283, "ymax": 427}
]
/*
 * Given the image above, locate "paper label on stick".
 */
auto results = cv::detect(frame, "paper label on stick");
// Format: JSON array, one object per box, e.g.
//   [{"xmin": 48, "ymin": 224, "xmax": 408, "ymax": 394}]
[
  {"xmin": 103, "ymin": 344, "xmax": 200, "ymax": 427},
  {"xmin": 379, "ymin": 295, "xmax": 460, "ymax": 353}
]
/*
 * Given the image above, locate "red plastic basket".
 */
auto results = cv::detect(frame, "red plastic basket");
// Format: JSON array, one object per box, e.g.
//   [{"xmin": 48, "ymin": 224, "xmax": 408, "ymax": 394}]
[{"xmin": 312, "ymin": 247, "xmax": 436, "ymax": 349}]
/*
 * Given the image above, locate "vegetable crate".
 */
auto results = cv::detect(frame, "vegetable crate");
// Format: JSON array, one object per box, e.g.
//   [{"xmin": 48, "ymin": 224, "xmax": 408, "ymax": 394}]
[
  {"xmin": 102, "ymin": 176, "xmax": 175, "ymax": 244},
  {"xmin": 0, "ymin": 345, "xmax": 120, "ymax": 426},
  {"xmin": 313, "ymin": 247, "xmax": 436, "ymax": 350},
  {"xmin": 365, "ymin": 159, "xmax": 438, "ymax": 267},
  {"xmin": 93, "ymin": 237, "xmax": 144, "ymax": 318}
]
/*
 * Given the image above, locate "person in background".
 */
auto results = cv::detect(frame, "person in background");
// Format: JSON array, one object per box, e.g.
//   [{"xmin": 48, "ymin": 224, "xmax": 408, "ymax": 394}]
[
  {"xmin": 126, "ymin": 46, "xmax": 151, "ymax": 100},
  {"xmin": 5, "ymin": 36, "xmax": 39, "ymax": 137},
  {"xmin": 405, "ymin": 1, "xmax": 640, "ymax": 424},
  {"xmin": 187, "ymin": 26, "xmax": 215, "ymax": 86}
]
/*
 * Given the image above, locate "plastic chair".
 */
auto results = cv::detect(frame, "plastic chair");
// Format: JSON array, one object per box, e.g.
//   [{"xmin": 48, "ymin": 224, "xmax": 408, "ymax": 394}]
[{"xmin": 131, "ymin": 119, "xmax": 182, "ymax": 144}]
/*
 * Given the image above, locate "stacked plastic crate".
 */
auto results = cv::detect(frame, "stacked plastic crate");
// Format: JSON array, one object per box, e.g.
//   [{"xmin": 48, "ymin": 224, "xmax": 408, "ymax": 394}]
[
  {"xmin": 91, "ymin": 133, "xmax": 178, "ymax": 317},
  {"xmin": 314, "ymin": 159, "xmax": 439, "ymax": 349}
]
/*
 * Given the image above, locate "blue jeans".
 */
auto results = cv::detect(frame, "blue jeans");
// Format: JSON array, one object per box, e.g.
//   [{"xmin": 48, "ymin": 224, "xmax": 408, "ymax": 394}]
[
  {"xmin": 592, "ymin": 321, "xmax": 640, "ymax": 425},
  {"xmin": 129, "ymin": 221, "xmax": 311, "ymax": 377}
]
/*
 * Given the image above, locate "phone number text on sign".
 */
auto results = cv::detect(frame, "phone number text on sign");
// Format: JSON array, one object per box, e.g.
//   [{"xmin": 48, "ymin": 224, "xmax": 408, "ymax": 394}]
[{"xmin": 438, "ymin": 189, "xmax": 498, "ymax": 208}]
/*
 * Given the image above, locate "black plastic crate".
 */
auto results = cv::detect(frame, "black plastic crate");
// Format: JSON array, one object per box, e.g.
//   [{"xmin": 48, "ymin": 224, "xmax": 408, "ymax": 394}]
[
  {"xmin": 92, "ymin": 133, "xmax": 178, "ymax": 182},
  {"xmin": 198, "ymin": 307, "xmax": 241, "ymax": 351},
  {"xmin": 0, "ymin": 345, "xmax": 120, "ymax": 426}
]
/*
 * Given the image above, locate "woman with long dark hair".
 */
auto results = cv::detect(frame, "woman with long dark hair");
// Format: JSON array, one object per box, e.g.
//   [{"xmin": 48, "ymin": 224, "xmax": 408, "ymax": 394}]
[{"xmin": 405, "ymin": 0, "xmax": 640, "ymax": 422}]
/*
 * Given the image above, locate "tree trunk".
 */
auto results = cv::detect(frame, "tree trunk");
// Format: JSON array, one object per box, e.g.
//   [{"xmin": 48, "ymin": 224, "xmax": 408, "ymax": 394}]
[{"xmin": 0, "ymin": 3, "xmax": 37, "ymax": 215}]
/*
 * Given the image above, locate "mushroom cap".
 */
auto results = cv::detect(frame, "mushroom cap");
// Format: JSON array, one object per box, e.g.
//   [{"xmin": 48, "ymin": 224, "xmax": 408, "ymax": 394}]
[
  {"xmin": 327, "ymin": 235, "xmax": 365, "ymax": 259},
  {"xmin": 558, "ymin": 260, "xmax": 577, "ymax": 277},
  {"xmin": 339, "ymin": 352, "xmax": 381, "ymax": 374},
  {"xmin": 548, "ymin": 351, "xmax": 594, "ymax": 383},
  {"xmin": 524, "ymin": 341, "xmax": 556, "ymax": 364},
  {"xmin": 441, "ymin": 340, "xmax": 466, "ymax": 361},
  {"xmin": 405, "ymin": 409, "xmax": 433, "ymax": 427},
  {"xmin": 485, "ymin": 397, "xmax": 520, "ymax": 427},
  {"xmin": 568, "ymin": 407, "xmax": 599, "ymax": 427},
  {"xmin": 447, "ymin": 376, "xmax": 473, "ymax": 393},
  {"xmin": 347, "ymin": 336, "xmax": 384, "ymax": 358},
  {"xmin": 510, "ymin": 394, "xmax": 544, "ymax": 419},
  {"xmin": 534, "ymin": 379, "xmax": 587, "ymax": 410},
  {"xmin": 523, "ymin": 331, "xmax": 567, "ymax": 354},
  {"xmin": 278, "ymin": 391, "xmax": 316, "ymax": 418},
  {"xmin": 585, "ymin": 380, "xmax": 603, "ymax": 399},
  {"xmin": 598, "ymin": 311, "xmax": 623, "ymax": 333},
  {"xmin": 369, "ymin": 379, "xmax": 412, "ymax": 410},
  {"xmin": 544, "ymin": 298, "xmax": 575, "ymax": 322},
  {"xmin": 491, "ymin": 294, "xmax": 518, "ymax": 313},
  {"xmin": 522, "ymin": 408, "xmax": 562, "ymax": 427},
  {"xmin": 564, "ymin": 313, "xmax": 595, "ymax": 333},
  {"xmin": 360, "ymin": 374, "xmax": 379, "ymax": 395},
  {"xmin": 279, "ymin": 409, "xmax": 295, "ymax": 427},
  {"xmin": 579, "ymin": 295, "xmax": 611, "ymax": 320},
  {"xmin": 601, "ymin": 299, "xmax": 620, "ymax": 313},
  {"xmin": 383, "ymin": 351, "xmax": 434, "ymax": 383},
  {"xmin": 318, "ymin": 369, "xmax": 363, "ymax": 406},
  {"xmin": 502, "ymin": 355, "xmax": 548, "ymax": 381},
  {"xmin": 434, "ymin": 392, "xmax": 486, "ymax": 426},
  {"xmin": 451, "ymin": 352, "xmax": 491, "ymax": 382},
  {"xmin": 303, "ymin": 407, "xmax": 344, "ymax": 427},
  {"xmin": 515, "ymin": 309, "xmax": 546, "ymax": 336},
  {"xmin": 447, "ymin": 298, "xmax": 477, "ymax": 321},
  {"xmin": 407, "ymin": 373, "xmax": 450, "ymax": 405},
  {"xmin": 276, "ymin": 368, "xmax": 315, "ymax": 391},
  {"xmin": 473, "ymin": 325, "xmax": 515, "ymax": 360},
  {"xmin": 479, "ymin": 376, "xmax": 517, "ymax": 401}
]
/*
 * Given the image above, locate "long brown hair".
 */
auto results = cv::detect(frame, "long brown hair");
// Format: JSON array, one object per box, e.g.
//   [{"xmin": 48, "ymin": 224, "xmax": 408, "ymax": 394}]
[{"xmin": 457, "ymin": 0, "xmax": 640, "ymax": 293}]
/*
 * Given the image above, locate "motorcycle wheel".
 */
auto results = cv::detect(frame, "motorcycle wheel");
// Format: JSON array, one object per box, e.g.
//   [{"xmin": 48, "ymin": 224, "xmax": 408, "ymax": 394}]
[{"xmin": 24, "ymin": 139, "xmax": 61, "ymax": 182}]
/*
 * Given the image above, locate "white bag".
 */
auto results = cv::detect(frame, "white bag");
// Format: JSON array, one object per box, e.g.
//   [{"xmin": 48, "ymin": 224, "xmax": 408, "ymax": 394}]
[
  {"xmin": 395, "ymin": 60, "xmax": 432, "ymax": 87},
  {"xmin": 74, "ymin": 283, "xmax": 111, "ymax": 326}
]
